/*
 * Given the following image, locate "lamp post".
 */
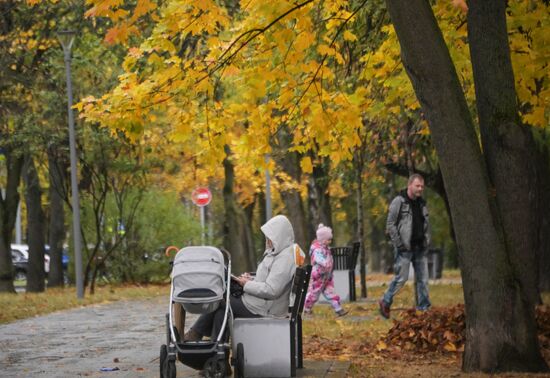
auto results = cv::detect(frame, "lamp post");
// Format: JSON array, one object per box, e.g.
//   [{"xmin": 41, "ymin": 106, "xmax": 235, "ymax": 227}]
[
  {"xmin": 58, "ymin": 30, "xmax": 84, "ymax": 299},
  {"xmin": 265, "ymin": 154, "xmax": 272, "ymax": 222}
]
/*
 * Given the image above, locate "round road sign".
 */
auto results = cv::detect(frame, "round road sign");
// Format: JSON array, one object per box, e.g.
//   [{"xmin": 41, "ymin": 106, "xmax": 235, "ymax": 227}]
[{"xmin": 191, "ymin": 187, "xmax": 212, "ymax": 207}]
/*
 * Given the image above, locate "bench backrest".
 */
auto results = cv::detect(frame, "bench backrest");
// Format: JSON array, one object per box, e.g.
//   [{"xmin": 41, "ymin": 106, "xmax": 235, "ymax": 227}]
[{"xmin": 290, "ymin": 265, "xmax": 312, "ymax": 321}]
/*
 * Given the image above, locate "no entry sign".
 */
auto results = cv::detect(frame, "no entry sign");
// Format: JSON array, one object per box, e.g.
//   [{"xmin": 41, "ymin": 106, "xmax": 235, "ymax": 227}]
[{"xmin": 191, "ymin": 187, "xmax": 212, "ymax": 207}]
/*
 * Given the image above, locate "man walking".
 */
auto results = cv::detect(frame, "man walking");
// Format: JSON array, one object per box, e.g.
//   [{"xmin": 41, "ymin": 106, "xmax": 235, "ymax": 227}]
[{"xmin": 379, "ymin": 173, "xmax": 431, "ymax": 319}]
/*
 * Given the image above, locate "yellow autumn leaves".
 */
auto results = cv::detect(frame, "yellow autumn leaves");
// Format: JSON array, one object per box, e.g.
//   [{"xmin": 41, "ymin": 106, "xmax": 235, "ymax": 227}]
[{"xmin": 76, "ymin": 0, "xmax": 548, "ymax": 202}]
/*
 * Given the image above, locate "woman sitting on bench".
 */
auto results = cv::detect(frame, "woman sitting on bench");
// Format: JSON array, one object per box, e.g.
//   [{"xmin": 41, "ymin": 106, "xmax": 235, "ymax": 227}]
[{"xmin": 184, "ymin": 214, "xmax": 297, "ymax": 341}]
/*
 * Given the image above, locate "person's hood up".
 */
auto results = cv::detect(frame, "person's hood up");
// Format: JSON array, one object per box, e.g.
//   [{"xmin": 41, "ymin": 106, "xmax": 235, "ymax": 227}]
[{"xmin": 260, "ymin": 215, "xmax": 294, "ymax": 255}]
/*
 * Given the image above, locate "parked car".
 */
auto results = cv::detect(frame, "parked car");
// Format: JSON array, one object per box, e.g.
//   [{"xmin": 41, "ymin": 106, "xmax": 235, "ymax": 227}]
[
  {"xmin": 11, "ymin": 248, "xmax": 28, "ymax": 281},
  {"xmin": 11, "ymin": 244, "xmax": 50, "ymax": 273},
  {"xmin": 11, "ymin": 244, "xmax": 50, "ymax": 280}
]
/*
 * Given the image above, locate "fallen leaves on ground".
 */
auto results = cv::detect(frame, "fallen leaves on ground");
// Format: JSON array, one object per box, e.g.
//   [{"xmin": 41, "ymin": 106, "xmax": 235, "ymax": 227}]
[
  {"xmin": 304, "ymin": 304, "xmax": 550, "ymax": 364},
  {"xmin": 383, "ymin": 304, "xmax": 465, "ymax": 355}
]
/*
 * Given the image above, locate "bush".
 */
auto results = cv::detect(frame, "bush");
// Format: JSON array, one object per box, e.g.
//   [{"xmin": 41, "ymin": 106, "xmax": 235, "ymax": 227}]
[{"xmin": 79, "ymin": 189, "xmax": 203, "ymax": 285}]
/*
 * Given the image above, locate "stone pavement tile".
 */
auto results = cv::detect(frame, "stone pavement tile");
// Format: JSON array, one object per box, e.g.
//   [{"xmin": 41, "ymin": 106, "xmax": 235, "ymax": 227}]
[{"xmin": 324, "ymin": 360, "xmax": 351, "ymax": 377}]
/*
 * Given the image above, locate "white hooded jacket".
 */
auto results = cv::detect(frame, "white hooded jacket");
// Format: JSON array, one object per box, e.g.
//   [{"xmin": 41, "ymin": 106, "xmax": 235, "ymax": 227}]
[{"xmin": 241, "ymin": 215, "xmax": 296, "ymax": 317}]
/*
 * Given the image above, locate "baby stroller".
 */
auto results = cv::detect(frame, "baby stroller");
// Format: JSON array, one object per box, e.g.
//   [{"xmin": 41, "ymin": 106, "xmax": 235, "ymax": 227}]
[{"xmin": 160, "ymin": 246, "xmax": 233, "ymax": 378}]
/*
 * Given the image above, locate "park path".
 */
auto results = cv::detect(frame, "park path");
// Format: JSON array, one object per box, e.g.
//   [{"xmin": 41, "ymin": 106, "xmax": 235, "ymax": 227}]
[
  {"xmin": 0, "ymin": 296, "xmax": 199, "ymax": 377},
  {"xmin": 0, "ymin": 296, "xmax": 348, "ymax": 378}
]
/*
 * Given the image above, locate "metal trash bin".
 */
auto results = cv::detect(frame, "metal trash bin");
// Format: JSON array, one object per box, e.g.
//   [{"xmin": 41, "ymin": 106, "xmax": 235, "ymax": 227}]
[
  {"xmin": 427, "ymin": 248, "xmax": 443, "ymax": 279},
  {"xmin": 327, "ymin": 242, "xmax": 361, "ymax": 302}
]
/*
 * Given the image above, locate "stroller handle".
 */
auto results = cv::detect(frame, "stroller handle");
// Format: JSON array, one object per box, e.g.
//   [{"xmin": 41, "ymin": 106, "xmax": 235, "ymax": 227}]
[{"xmin": 218, "ymin": 247, "xmax": 232, "ymax": 263}]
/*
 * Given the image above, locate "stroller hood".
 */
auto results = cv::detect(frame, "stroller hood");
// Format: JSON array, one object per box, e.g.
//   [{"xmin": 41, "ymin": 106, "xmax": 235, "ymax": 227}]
[
  {"xmin": 260, "ymin": 215, "xmax": 294, "ymax": 256},
  {"xmin": 171, "ymin": 246, "xmax": 226, "ymax": 314}
]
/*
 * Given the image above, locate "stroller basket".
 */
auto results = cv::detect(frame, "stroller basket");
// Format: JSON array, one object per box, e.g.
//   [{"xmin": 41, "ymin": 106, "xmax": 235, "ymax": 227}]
[{"xmin": 171, "ymin": 246, "xmax": 226, "ymax": 314}]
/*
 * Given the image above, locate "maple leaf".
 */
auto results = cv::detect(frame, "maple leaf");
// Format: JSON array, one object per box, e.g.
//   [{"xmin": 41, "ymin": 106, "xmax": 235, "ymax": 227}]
[
  {"xmin": 343, "ymin": 30, "xmax": 357, "ymax": 42},
  {"xmin": 300, "ymin": 156, "xmax": 313, "ymax": 174},
  {"xmin": 376, "ymin": 340, "xmax": 387, "ymax": 351},
  {"xmin": 443, "ymin": 342, "xmax": 457, "ymax": 352}
]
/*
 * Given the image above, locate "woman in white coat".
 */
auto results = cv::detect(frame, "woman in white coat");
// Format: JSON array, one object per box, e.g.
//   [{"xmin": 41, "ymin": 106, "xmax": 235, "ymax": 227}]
[{"xmin": 184, "ymin": 214, "xmax": 297, "ymax": 341}]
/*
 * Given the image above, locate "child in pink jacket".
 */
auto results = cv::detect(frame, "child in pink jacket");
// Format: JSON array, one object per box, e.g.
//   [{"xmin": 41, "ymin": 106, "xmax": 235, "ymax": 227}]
[{"xmin": 303, "ymin": 224, "xmax": 348, "ymax": 316}]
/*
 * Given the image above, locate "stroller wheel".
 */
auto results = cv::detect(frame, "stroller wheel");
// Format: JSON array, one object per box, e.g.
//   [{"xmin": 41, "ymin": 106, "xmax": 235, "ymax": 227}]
[
  {"xmin": 159, "ymin": 345, "xmax": 167, "ymax": 378},
  {"xmin": 234, "ymin": 343, "xmax": 245, "ymax": 378},
  {"xmin": 160, "ymin": 344, "xmax": 176, "ymax": 378},
  {"xmin": 167, "ymin": 360, "xmax": 176, "ymax": 378}
]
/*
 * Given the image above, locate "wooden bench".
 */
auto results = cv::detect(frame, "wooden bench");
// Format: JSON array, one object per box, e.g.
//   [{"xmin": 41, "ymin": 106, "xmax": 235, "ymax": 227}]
[{"xmin": 231, "ymin": 265, "xmax": 312, "ymax": 378}]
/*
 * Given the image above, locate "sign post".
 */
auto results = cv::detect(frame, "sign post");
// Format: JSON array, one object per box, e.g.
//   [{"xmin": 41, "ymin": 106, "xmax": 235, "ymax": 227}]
[{"xmin": 191, "ymin": 187, "xmax": 212, "ymax": 245}]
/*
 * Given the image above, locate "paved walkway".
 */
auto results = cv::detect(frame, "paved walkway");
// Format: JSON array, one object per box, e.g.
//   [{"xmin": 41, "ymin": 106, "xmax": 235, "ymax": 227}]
[{"xmin": 0, "ymin": 296, "xmax": 349, "ymax": 377}]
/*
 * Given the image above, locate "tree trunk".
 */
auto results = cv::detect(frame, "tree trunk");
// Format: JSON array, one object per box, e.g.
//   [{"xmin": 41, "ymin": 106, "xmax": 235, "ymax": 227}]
[
  {"xmin": 242, "ymin": 199, "xmax": 257, "ymax": 268},
  {"xmin": 385, "ymin": 0, "xmax": 547, "ymax": 372},
  {"xmin": 23, "ymin": 155, "xmax": 46, "ymax": 293},
  {"xmin": 468, "ymin": 0, "xmax": 540, "ymax": 307},
  {"xmin": 47, "ymin": 147, "xmax": 67, "ymax": 287},
  {"xmin": 535, "ymin": 142, "xmax": 550, "ymax": 294},
  {"xmin": 307, "ymin": 155, "xmax": 332, "ymax": 234},
  {"xmin": 354, "ymin": 150, "xmax": 367, "ymax": 297},
  {"xmin": 0, "ymin": 153, "xmax": 23, "ymax": 293},
  {"xmin": 369, "ymin": 222, "xmax": 384, "ymax": 272},
  {"xmin": 465, "ymin": 1, "xmax": 547, "ymax": 370},
  {"xmin": 280, "ymin": 189, "xmax": 309, "ymax": 250},
  {"xmin": 274, "ymin": 126, "xmax": 309, "ymax": 250},
  {"xmin": 222, "ymin": 146, "xmax": 252, "ymax": 273}
]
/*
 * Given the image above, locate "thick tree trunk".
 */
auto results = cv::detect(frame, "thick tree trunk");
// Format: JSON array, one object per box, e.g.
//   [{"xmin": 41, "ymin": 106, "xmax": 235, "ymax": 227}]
[
  {"xmin": 535, "ymin": 142, "xmax": 550, "ymax": 294},
  {"xmin": 468, "ymin": 0, "xmax": 540, "ymax": 307},
  {"xmin": 466, "ymin": 1, "xmax": 547, "ymax": 370},
  {"xmin": 23, "ymin": 155, "xmax": 46, "ymax": 293},
  {"xmin": 222, "ymin": 146, "xmax": 252, "ymax": 273},
  {"xmin": 0, "ymin": 153, "xmax": 23, "ymax": 293},
  {"xmin": 47, "ymin": 148, "xmax": 67, "ymax": 287},
  {"xmin": 385, "ymin": 0, "xmax": 546, "ymax": 372}
]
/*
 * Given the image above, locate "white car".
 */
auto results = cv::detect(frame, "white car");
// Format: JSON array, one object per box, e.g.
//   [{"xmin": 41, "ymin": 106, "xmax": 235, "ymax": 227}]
[{"xmin": 11, "ymin": 244, "xmax": 50, "ymax": 273}]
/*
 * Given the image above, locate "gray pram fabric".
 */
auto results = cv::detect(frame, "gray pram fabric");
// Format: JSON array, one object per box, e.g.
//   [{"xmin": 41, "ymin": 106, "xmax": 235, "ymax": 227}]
[{"xmin": 171, "ymin": 246, "xmax": 226, "ymax": 314}]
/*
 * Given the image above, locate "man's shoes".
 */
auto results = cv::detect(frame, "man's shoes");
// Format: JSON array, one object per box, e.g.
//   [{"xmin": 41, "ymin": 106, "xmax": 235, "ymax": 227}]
[
  {"xmin": 378, "ymin": 299, "xmax": 390, "ymax": 319},
  {"xmin": 183, "ymin": 328, "xmax": 202, "ymax": 342},
  {"xmin": 336, "ymin": 309, "xmax": 349, "ymax": 317}
]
